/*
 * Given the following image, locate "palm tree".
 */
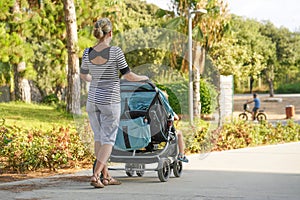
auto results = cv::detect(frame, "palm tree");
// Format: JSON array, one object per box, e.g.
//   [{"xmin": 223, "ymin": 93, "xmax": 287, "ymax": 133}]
[{"xmin": 165, "ymin": 0, "xmax": 231, "ymax": 118}]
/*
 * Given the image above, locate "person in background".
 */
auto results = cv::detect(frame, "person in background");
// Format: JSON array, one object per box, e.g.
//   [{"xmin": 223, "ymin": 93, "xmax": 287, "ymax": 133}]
[
  {"xmin": 247, "ymin": 93, "xmax": 261, "ymax": 120},
  {"xmin": 80, "ymin": 18, "xmax": 148, "ymax": 188}
]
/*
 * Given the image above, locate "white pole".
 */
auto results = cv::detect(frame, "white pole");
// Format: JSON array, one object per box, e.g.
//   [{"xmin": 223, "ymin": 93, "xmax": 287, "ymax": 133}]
[
  {"xmin": 188, "ymin": 9, "xmax": 193, "ymax": 124},
  {"xmin": 187, "ymin": 8, "xmax": 207, "ymax": 125}
]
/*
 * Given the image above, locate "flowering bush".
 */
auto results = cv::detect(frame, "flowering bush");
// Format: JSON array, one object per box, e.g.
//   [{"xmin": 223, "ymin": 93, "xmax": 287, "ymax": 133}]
[
  {"xmin": 184, "ymin": 119, "xmax": 300, "ymax": 153},
  {"xmin": 0, "ymin": 124, "xmax": 94, "ymax": 173}
]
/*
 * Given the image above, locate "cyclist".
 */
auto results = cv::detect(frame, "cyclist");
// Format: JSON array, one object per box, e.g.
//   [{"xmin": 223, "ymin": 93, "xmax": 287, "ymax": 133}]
[{"xmin": 247, "ymin": 93, "xmax": 260, "ymax": 120}]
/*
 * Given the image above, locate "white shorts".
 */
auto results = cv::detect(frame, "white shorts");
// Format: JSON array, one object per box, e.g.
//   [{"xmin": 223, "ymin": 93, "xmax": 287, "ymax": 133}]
[{"xmin": 86, "ymin": 102, "xmax": 121, "ymax": 145}]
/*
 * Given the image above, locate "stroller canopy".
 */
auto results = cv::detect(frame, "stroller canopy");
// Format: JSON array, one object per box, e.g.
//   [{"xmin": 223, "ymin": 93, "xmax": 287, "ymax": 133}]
[{"xmin": 120, "ymin": 80, "xmax": 157, "ymax": 113}]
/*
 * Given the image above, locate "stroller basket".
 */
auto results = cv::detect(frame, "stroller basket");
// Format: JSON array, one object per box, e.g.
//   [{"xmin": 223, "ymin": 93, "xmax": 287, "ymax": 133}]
[{"xmin": 115, "ymin": 116, "xmax": 151, "ymax": 150}]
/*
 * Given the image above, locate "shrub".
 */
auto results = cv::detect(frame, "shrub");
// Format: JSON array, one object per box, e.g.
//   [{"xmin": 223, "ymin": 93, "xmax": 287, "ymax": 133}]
[
  {"xmin": 212, "ymin": 120, "xmax": 300, "ymax": 151},
  {"xmin": 156, "ymin": 79, "xmax": 217, "ymax": 115},
  {"xmin": 183, "ymin": 119, "xmax": 300, "ymax": 153},
  {"xmin": 200, "ymin": 79, "xmax": 218, "ymax": 114},
  {"xmin": 181, "ymin": 119, "xmax": 214, "ymax": 154},
  {"xmin": 211, "ymin": 120, "xmax": 254, "ymax": 150},
  {"xmin": 156, "ymin": 83, "xmax": 182, "ymax": 114},
  {"xmin": 276, "ymin": 82, "xmax": 300, "ymax": 93},
  {"xmin": 42, "ymin": 94, "xmax": 59, "ymax": 104},
  {"xmin": 0, "ymin": 123, "xmax": 94, "ymax": 173}
]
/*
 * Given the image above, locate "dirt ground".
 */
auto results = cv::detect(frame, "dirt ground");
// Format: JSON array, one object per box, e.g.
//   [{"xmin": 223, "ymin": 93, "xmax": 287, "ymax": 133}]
[
  {"xmin": 233, "ymin": 94, "xmax": 300, "ymax": 121},
  {"xmin": 0, "ymin": 167, "xmax": 91, "ymax": 183},
  {"xmin": 1, "ymin": 94, "xmax": 299, "ymax": 183}
]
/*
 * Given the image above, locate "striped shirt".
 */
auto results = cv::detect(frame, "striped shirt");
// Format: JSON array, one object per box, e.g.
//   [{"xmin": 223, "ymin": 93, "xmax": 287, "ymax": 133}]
[{"xmin": 80, "ymin": 46, "xmax": 130, "ymax": 105}]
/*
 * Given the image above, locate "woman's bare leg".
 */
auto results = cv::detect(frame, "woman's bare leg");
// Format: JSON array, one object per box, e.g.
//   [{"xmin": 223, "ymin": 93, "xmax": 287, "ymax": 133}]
[
  {"xmin": 93, "ymin": 143, "xmax": 112, "ymax": 175},
  {"xmin": 91, "ymin": 142, "xmax": 112, "ymax": 187},
  {"xmin": 94, "ymin": 142, "xmax": 108, "ymax": 177}
]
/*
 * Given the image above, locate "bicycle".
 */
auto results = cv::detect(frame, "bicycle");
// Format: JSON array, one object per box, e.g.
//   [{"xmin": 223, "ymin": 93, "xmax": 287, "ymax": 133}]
[{"xmin": 238, "ymin": 103, "xmax": 267, "ymax": 121}]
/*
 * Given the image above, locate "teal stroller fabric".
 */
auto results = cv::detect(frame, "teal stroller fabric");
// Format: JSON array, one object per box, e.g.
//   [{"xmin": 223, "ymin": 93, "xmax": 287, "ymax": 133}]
[{"xmin": 114, "ymin": 117, "xmax": 151, "ymax": 151}]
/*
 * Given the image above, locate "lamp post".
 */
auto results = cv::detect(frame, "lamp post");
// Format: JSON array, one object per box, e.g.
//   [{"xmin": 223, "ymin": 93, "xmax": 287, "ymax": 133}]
[{"xmin": 188, "ymin": 8, "xmax": 207, "ymax": 124}]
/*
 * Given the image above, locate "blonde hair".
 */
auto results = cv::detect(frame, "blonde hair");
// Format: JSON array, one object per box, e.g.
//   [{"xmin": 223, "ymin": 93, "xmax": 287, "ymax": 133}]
[{"xmin": 93, "ymin": 18, "xmax": 112, "ymax": 40}]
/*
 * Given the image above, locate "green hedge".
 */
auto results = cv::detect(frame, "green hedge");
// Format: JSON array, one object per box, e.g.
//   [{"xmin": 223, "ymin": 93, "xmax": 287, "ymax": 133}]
[
  {"xmin": 200, "ymin": 79, "xmax": 218, "ymax": 114},
  {"xmin": 276, "ymin": 82, "xmax": 300, "ymax": 93}
]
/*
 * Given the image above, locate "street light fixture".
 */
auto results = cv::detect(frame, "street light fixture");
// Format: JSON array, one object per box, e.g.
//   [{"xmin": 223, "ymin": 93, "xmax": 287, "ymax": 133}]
[{"xmin": 188, "ymin": 8, "xmax": 207, "ymax": 124}]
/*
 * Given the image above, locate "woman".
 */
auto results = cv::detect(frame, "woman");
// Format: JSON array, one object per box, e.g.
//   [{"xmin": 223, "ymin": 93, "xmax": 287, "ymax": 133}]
[{"xmin": 80, "ymin": 18, "xmax": 148, "ymax": 188}]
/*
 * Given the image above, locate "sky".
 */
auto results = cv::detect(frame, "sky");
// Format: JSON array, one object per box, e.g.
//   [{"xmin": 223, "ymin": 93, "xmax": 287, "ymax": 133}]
[{"xmin": 146, "ymin": 0, "xmax": 300, "ymax": 32}]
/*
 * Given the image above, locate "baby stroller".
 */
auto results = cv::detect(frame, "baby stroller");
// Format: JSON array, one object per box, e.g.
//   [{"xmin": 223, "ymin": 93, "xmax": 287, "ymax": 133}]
[{"xmin": 107, "ymin": 80, "xmax": 183, "ymax": 182}]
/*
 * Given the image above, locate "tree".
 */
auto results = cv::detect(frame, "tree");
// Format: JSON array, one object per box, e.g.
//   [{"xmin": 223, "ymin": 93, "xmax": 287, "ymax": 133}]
[
  {"xmin": 160, "ymin": 0, "xmax": 230, "ymax": 118},
  {"xmin": 63, "ymin": 0, "xmax": 80, "ymax": 115},
  {"xmin": 260, "ymin": 22, "xmax": 300, "ymax": 96},
  {"xmin": 0, "ymin": 0, "xmax": 69, "ymax": 102},
  {"xmin": 0, "ymin": 0, "xmax": 34, "ymax": 102},
  {"xmin": 169, "ymin": 0, "xmax": 230, "ymax": 117},
  {"xmin": 29, "ymin": 1, "xmax": 68, "ymax": 100},
  {"xmin": 11, "ymin": 0, "xmax": 27, "ymax": 102},
  {"xmin": 212, "ymin": 16, "xmax": 276, "ymax": 95}
]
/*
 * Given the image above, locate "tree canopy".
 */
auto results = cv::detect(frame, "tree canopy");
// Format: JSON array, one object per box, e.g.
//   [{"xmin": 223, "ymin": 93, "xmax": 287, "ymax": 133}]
[{"xmin": 0, "ymin": 0, "xmax": 299, "ymax": 107}]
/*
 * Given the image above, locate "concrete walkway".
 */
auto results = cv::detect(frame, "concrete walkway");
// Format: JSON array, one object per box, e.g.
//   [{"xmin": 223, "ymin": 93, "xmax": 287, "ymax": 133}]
[
  {"xmin": 186, "ymin": 142, "xmax": 300, "ymax": 173},
  {"xmin": 1, "ymin": 142, "xmax": 300, "ymax": 200}
]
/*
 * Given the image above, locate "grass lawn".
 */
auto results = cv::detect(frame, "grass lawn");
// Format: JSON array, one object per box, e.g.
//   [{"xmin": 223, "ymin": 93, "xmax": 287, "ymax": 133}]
[{"xmin": 0, "ymin": 102, "xmax": 76, "ymax": 130}]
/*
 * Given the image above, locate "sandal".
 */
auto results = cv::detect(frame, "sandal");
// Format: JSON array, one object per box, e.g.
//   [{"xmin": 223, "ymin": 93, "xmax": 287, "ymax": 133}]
[
  {"xmin": 102, "ymin": 177, "xmax": 122, "ymax": 186},
  {"xmin": 177, "ymin": 154, "xmax": 189, "ymax": 163},
  {"xmin": 90, "ymin": 175, "xmax": 104, "ymax": 188}
]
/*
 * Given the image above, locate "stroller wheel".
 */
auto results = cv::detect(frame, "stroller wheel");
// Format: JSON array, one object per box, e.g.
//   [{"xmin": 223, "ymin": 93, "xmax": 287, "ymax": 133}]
[
  {"xmin": 125, "ymin": 163, "xmax": 135, "ymax": 177},
  {"xmin": 157, "ymin": 159, "xmax": 170, "ymax": 182},
  {"xmin": 172, "ymin": 160, "xmax": 182, "ymax": 177},
  {"xmin": 126, "ymin": 171, "xmax": 134, "ymax": 177},
  {"xmin": 136, "ymin": 164, "xmax": 145, "ymax": 177}
]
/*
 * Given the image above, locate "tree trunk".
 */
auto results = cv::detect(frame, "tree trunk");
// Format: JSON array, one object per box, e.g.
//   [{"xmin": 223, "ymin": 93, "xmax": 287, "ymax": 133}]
[
  {"xmin": 63, "ymin": 0, "xmax": 81, "ymax": 115},
  {"xmin": 193, "ymin": 44, "xmax": 205, "ymax": 118},
  {"xmin": 181, "ymin": 50, "xmax": 188, "ymax": 73},
  {"xmin": 12, "ymin": 2, "xmax": 31, "ymax": 103},
  {"xmin": 249, "ymin": 76, "xmax": 254, "ymax": 94},
  {"xmin": 15, "ymin": 62, "xmax": 31, "ymax": 103},
  {"xmin": 266, "ymin": 65, "xmax": 275, "ymax": 97},
  {"xmin": 268, "ymin": 79, "xmax": 274, "ymax": 97}
]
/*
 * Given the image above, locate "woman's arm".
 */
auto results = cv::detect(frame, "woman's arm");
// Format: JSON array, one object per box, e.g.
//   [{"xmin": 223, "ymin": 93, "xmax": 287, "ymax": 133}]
[
  {"xmin": 122, "ymin": 72, "xmax": 148, "ymax": 82},
  {"xmin": 80, "ymin": 73, "xmax": 92, "ymax": 82}
]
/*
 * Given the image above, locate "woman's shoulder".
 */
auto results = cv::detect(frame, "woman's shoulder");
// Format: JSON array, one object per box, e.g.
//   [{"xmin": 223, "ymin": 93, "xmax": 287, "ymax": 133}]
[
  {"xmin": 110, "ymin": 46, "xmax": 123, "ymax": 52},
  {"xmin": 82, "ymin": 47, "xmax": 92, "ymax": 55}
]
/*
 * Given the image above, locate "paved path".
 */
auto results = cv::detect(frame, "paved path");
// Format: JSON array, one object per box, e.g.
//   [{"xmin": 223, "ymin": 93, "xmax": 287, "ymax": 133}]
[{"xmin": 1, "ymin": 142, "xmax": 300, "ymax": 200}]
